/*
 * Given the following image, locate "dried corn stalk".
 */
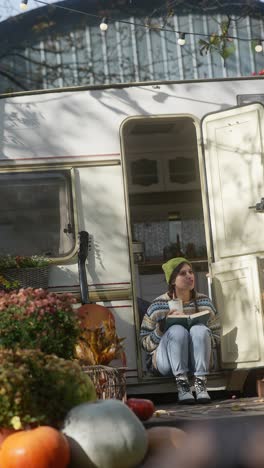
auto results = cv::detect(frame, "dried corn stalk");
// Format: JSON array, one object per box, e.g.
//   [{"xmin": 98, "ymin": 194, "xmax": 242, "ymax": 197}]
[{"xmin": 74, "ymin": 319, "xmax": 125, "ymax": 365}]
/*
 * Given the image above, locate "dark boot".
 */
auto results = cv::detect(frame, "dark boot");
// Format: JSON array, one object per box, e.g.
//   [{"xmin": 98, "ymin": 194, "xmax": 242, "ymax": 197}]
[
  {"xmin": 194, "ymin": 376, "xmax": 211, "ymax": 404},
  {"xmin": 175, "ymin": 374, "xmax": 195, "ymax": 405}
]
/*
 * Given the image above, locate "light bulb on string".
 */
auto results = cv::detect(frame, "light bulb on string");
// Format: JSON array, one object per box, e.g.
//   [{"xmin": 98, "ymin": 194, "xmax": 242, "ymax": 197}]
[
  {"xmin": 177, "ymin": 32, "xmax": 186, "ymax": 46},
  {"xmin": 100, "ymin": 17, "xmax": 108, "ymax": 32},
  {"xmin": 255, "ymin": 40, "xmax": 263, "ymax": 53},
  {"xmin": 20, "ymin": 0, "xmax": 28, "ymax": 10},
  {"xmin": 11, "ymin": 0, "xmax": 264, "ymax": 54}
]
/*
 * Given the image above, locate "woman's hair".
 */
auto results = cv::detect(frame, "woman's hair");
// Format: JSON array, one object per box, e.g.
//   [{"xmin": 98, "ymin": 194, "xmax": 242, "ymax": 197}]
[{"xmin": 168, "ymin": 261, "xmax": 198, "ymax": 311}]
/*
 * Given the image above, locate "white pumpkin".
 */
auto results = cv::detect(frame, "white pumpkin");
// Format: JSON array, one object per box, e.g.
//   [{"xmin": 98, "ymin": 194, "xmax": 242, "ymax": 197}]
[{"xmin": 62, "ymin": 399, "xmax": 148, "ymax": 468}]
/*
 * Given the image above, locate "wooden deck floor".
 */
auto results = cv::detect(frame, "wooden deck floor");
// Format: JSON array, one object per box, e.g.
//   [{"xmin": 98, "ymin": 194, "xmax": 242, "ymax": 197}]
[
  {"xmin": 144, "ymin": 396, "xmax": 264, "ymax": 429},
  {"xmin": 141, "ymin": 397, "xmax": 264, "ymax": 468}
]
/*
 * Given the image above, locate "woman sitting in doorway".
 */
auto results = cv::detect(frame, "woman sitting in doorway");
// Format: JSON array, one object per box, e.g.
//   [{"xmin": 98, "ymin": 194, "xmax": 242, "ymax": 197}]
[{"xmin": 140, "ymin": 257, "xmax": 220, "ymax": 404}]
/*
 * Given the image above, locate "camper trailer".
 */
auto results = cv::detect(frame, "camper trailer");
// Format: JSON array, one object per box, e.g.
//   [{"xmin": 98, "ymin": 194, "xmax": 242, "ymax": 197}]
[{"xmin": 0, "ymin": 76, "xmax": 264, "ymax": 395}]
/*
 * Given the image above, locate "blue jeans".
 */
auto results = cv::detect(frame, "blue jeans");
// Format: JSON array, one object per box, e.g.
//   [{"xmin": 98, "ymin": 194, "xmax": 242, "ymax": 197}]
[{"xmin": 156, "ymin": 324, "xmax": 211, "ymax": 377}]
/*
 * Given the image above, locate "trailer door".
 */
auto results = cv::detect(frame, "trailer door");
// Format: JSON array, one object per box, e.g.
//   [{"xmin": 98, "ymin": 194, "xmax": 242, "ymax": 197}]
[{"xmin": 202, "ymin": 102, "xmax": 264, "ymax": 369}]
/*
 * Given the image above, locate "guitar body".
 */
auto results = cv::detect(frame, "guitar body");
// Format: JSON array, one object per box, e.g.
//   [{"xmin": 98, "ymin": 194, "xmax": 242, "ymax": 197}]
[
  {"xmin": 77, "ymin": 303, "xmax": 115, "ymax": 330},
  {"xmin": 76, "ymin": 231, "xmax": 126, "ymax": 366}
]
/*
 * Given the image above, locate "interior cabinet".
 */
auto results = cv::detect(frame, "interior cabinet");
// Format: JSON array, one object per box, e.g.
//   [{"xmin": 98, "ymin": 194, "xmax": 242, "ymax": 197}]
[
  {"xmin": 163, "ymin": 150, "xmax": 200, "ymax": 191},
  {"xmin": 127, "ymin": 149, "xmax": 199, "ymax": 193},
  {"xmin": 126, "ymin": 154, "xmax": 164, "ymax": 193}
]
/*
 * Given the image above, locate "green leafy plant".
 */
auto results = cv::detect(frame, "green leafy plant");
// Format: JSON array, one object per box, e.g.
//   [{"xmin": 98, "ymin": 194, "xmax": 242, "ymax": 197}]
[
  {"xmin": 0, "ymin": 275, "xmax": 20, "ymax": 291},
  {"xmin": 0, "ymin": 349, "xmax": 96, "ymax": 430},
  {"xmin": 0, "ymin": 255, "xmax": 50, "ymax": 269},
  {"xmin": 0, "ymin": 288, "xmax": 81, "ymax": 359},
  {"xmin": 199, "ymin": 19, "xmax": 236, "ymax": 60}
]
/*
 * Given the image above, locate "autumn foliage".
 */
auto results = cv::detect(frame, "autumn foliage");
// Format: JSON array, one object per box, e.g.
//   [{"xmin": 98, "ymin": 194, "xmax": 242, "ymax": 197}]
[{"xmin": 75, "ymin": 317, "xmax": 125, "ymax": 365}]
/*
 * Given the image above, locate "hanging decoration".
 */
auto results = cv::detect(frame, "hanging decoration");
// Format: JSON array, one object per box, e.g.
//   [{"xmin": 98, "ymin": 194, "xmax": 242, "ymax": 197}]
[
  {"xmin": 19, "ymin": 0, "xmax": 264, "ymax": 54},
  {"xmin": 20, "ymin": 0, "xmax": 28, "ymax": 10},
  {"xmin": 177, "ymin": 32, "xmax": 186, "ymax": 46},
  {"xmin": 255, "ymin": 40, "xmax": 263, "ymax": 53},
  {"xmin": 99, "ymin": 17, "xmax": 108, "ymax": 32}
]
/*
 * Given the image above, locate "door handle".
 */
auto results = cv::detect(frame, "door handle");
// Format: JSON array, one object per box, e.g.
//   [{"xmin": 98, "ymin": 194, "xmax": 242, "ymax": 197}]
[{"xmin": 248, "ymin": 197, "xmax": 264, "ymax": 212}]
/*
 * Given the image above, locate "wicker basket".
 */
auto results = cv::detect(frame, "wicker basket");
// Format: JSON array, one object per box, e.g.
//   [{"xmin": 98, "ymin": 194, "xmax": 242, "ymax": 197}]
[
  {"xmin": 1, "ymin": 266, "xmax": 49, "ymax": 289},
  {"xmin": 82, "ymin": 365, "xmax": 127, "ymax": 401}
]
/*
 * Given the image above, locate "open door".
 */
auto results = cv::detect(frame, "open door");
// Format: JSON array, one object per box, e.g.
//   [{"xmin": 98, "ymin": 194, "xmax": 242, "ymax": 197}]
[{"xmin": 202, "ymin": 102, "xmax": 264, "ymax": 369}]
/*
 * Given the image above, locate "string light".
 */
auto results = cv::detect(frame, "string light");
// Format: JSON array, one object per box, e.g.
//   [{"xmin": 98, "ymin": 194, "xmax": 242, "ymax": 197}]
[
  {"xmin": 100, "ymin": 17, "xmax": 108, "ymax": 32},
  {"xmin": 20, "ymin": 0, "xmax": 28, "ymax": 10},
  {"xmin": 177, "ymin": 32, "xmax": 186, "ymax": 46},
  {"xmin": 21, "ymin": 0, "xmax": 264, "ymax": 50},
  {"xmin": 255, "ymin": 40, "xmax": 263, "ymax": 53}
]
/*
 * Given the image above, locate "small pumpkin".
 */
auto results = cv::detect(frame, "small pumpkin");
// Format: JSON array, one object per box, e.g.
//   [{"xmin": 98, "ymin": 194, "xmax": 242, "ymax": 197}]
[
  {"xmin": 146, "ymin": 426, "xmax": 187, "ymax": 452},
  {"xmin": 126, "ymin": 398, "xmax": 155, "ymax": 421},
  {"xmin": 141, "ymin": 426, "xmax": 187, "ymax": 468},
  {"xmin": 62, "ymin": 399, "xmax": 148, "ymax": 468},
  {"xmin": 0, "ymin": 426, "xmax": 70, "ymax": 468}
]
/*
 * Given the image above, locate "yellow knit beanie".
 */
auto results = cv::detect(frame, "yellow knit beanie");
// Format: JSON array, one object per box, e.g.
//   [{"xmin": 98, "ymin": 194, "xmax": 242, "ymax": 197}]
[{"xmin": 162, "ymin": 257, "xmax": 191, "ymax": 284}]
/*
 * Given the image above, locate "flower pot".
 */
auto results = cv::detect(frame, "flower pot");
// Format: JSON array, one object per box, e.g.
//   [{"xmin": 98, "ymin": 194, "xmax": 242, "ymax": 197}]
[{"xmin": 1, "ymin": 266, "xmax": 49, "ymax": 289}]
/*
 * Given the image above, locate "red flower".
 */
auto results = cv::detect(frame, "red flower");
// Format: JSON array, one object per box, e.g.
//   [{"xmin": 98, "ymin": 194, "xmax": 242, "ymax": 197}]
[{"xmin": 252, "ymin": 69, "xmax": 264, "ymax": 76}]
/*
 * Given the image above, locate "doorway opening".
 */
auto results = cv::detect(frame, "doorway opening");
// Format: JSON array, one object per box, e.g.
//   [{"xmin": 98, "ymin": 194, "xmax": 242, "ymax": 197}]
[{"xmin": 121, "ymin": 115, "xmax": 209, "ymax": 374}]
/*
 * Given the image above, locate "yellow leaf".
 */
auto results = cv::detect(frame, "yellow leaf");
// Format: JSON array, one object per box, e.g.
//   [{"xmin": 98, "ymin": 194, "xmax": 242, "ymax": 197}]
[{"xmin": 10, "ymin": 416, "xmax": 22, "ymax": 430}]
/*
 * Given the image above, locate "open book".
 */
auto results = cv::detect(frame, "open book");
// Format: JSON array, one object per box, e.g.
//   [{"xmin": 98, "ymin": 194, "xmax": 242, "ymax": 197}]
[{"xmin": 164, "ymin": 310, "xmax": 211, "ymax": 331}]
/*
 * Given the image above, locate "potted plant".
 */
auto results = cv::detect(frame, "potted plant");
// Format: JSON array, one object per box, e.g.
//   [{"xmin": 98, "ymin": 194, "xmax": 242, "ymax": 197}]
[
  {"xmin": 0, "ymin": 288, "xmax": 81, "ymax": 359},
  {"xmin": 0, "ymin": 348, "xmax": 96, "ymax": 430},
  {"xmin": 0, "ymin": 255, "xmax": 51, "ymax": 289}
]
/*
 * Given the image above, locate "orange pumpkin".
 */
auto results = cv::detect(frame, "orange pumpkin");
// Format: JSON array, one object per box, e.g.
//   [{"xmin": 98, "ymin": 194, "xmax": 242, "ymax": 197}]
[
  {"xmin": 0, "ymin": 428, "xmax": 15, "ymax": 448},
  {"xmin": 0, "ymin": 426, "xmax": 70, "ymax": 468}
]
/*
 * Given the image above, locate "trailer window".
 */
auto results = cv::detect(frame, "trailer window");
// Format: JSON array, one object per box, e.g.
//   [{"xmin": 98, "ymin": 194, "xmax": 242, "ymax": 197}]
[{"xmin": 0, "ymin": 170, "xmax": 75, "ymax": 258}]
